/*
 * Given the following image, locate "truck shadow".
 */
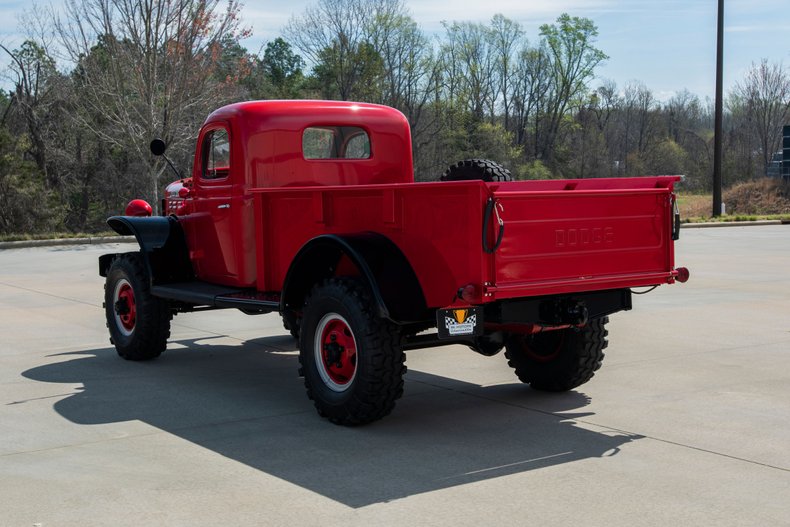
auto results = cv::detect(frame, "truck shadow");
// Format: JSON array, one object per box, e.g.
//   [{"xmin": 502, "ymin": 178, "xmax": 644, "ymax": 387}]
[{"xmin": 22, "ymin": 337, "xmax": 641, "ymax": 508}]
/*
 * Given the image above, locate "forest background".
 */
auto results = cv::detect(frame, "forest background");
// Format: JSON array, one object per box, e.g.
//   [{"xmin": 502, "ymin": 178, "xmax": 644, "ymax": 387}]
[{"xmin": 1, "ymin": 0, "xmax": 789, "ymax": 235}]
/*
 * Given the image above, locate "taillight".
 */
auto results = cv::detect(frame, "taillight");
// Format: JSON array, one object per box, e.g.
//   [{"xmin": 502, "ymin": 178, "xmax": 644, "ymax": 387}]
[{"xmin": 458, "ymin": 284, "xmax": 477, "ymax": 303}]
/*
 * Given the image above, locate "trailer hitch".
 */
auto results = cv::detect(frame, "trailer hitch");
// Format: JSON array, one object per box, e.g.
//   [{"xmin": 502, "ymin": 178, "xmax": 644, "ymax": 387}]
[{"xmin": 540, "ymin": 298, "xmax": 589, "ymax": 326}]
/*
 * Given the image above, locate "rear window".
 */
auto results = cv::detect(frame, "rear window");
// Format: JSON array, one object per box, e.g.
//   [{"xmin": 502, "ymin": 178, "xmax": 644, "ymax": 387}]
[{"xmin": 303, "ymin": 126, "xmax": 371, "ymax": 160}]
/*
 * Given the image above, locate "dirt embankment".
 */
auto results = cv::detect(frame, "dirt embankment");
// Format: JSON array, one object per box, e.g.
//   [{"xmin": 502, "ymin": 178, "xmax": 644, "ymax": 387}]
[{"xmin": 724, "ymin": 179, "xmax": 790, "ymax": 215}]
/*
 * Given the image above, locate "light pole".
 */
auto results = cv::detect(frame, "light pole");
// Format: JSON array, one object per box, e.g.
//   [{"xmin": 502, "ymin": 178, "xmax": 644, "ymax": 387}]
[{"xmin": 712, "ymin": 0, "xmax": 724, "ymax": 216}]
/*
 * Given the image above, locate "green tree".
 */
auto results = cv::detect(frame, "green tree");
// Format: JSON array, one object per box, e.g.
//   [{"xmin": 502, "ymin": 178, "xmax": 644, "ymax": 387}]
[
  {"xmin": 538, "ymin": 14, "xmax": 608, "ymax": 165},
  {"xmin": 262, "ymin": 38, "xmax": 305, "ymax": 98},
  {"xmin": 312, "ymin": 39, "xmax": 384, "ymax": 100},
  {"xmin": 0, "ymin": 128, "xmax": 63, "ymax": 234},
  {"xmin": 0, "ymin": 40, "xmax": 60, "ymax": 186}
]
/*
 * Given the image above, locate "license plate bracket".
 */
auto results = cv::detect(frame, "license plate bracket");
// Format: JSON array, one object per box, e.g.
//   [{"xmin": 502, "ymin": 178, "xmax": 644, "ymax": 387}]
[{"xmin": 436, "ymin": 306, "xmax": 483, "ymax": 339}]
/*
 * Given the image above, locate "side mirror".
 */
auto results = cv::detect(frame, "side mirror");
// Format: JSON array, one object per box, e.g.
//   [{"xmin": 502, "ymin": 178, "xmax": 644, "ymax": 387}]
[
  {"xmin": 150, "ymin": 138, "xmax": 167, "ymax": 156},
  {"xmin": 150, "ymin": 138, "xmax": 183, "ymax": 180}
]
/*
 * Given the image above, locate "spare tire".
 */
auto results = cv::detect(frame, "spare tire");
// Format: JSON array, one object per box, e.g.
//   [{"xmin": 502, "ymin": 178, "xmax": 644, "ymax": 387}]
[{"xmin": 441, "ymin": 159, "xmax": 513, "ymax": 182}]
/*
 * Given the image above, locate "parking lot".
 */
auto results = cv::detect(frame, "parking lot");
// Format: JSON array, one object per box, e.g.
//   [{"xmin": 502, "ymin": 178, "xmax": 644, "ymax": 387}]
[{"xmin": 1, "ymin": 225, "xmax": 789, "ymax": 526}]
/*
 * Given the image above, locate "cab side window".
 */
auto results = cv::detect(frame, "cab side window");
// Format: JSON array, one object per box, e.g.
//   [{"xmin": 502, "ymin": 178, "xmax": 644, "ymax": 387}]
[{"xmin": 203, "ymin": 128, "xmax": 230, "ymax": 180}]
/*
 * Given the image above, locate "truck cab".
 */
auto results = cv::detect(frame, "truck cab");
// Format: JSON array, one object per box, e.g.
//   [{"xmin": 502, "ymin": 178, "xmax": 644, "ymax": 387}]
[{"xmin": 168, "ymin": 101, "xmax": 414, "ymax": 287}]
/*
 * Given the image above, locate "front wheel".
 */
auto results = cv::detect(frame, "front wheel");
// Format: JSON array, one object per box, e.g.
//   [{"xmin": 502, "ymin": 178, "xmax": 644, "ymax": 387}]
[
  {"xmin": 504, "ymin": 317, "xmax": 608, "ymax": 391},
  {"xmin": 104, "ymin": 253, "xmax": 171, "ymax": 360},
  {"xmin": 299, "ymin": 278, "xmax": 405, "ymax": 425}
]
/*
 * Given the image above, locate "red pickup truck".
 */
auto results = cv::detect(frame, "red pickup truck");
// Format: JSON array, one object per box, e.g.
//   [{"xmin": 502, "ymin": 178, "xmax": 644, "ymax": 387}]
[{"xmin": 99, "ymin": 100, "xmax": 688, "ymax": 425}]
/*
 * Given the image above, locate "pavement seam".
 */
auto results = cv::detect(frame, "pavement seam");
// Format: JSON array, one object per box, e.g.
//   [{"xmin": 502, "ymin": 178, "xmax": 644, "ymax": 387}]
[
  {"xmin": 580, "ymin": 426, "xmax": 790, "ymax": 474},
  {"xmin": 410, "ymin": 378, "xmax": 790, "ymax": 474},
  {"xmin": 0, "ymin": 281, "xmax": 101, "ymax": 309},
  {"xmin": 605, "ymin": 337, "xmax": 790, "ymax": 368}
]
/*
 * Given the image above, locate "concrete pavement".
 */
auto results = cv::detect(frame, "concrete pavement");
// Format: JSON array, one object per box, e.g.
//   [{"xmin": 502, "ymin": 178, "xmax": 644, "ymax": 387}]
[{"xmin": 1, "ymin": 227, "xmax": 789, "ymax": 526}]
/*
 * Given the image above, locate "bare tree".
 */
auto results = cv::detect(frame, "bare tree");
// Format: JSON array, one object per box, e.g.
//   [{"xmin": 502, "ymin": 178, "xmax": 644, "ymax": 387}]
[
  {"xmin": 54, "ymin": 0, "xmax": 247, "ymax": 212},
  {"xmin": 286, "ymin": 0, "xmax": 406, "ymax": 101},
  {"xmin": 511, "ymin": 43, "xmax": 552, "ymax": 154},
  {"xmin": 368, "ymin": 11, "xmax": 439, "ymax": 171},
  {"xmin": 730, "ymin": 60, "xmax": 790, "ymax": 176},
  {"xmin": 489, "ymin": 14, "xmax": 524, "ymax": 131},
  {"xmin": 438, "ymin": 21, "xmax": 497, "ymax": 121},
  {"xmin": 623, "ymin": 81, "xmax": 657, "ymax": 156}
]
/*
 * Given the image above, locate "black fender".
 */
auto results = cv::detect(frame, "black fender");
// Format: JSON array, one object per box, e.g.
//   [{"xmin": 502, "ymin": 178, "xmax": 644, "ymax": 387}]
[
  {"xmin": 99, "ymin": 215, "xmax": 193, "ymax": 284},
  {"xmin": 281, "ymin": 233, "xmax": 428, "ymax": 324}
]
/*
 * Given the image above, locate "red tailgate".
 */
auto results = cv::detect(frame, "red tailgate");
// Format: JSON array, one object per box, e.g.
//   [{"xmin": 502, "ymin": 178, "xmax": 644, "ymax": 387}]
[{"xmin": 488, "ymin": 176, "xmax": 681, "ymax": 299}]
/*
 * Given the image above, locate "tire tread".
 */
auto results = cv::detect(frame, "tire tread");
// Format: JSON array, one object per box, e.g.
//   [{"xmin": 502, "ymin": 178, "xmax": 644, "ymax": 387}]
[
  {"xmin": 441, "ymin": 158, "xmax": 513, "ymax": 182},
  {"xmin": 299, "ymin": 278, "xmax": 405, "ymax": 425},
  {"xmin": 504, "ymin": 317, "xmax": 608, "ymax": 391},
  {"xmin": 105, "ymin": 252, "xmax": 171, "ymax": 361}
]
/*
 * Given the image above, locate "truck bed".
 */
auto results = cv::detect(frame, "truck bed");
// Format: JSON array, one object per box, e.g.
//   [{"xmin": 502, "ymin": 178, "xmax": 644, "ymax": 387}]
[{"xmin": 250, "ymin": 176, "xmax": 681, "ymax": 308}]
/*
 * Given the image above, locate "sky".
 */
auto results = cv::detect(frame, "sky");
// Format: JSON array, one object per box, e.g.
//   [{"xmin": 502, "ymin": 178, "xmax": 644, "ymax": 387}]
[{"xmin": 1, "ymin": 0, "xmax": 789, "ymax": 101}]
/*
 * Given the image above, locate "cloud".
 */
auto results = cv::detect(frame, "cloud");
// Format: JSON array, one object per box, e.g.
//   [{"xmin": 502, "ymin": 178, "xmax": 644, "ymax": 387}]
[{"xmin": 409, "ymin": 0, "xmax": 615, "ymax": 25}]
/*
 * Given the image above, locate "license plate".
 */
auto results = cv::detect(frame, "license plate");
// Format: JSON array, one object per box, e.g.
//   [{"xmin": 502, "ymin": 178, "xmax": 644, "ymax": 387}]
[{"xmin": 437, "ymin": 306, "xmax": 483, "ymax": 338}]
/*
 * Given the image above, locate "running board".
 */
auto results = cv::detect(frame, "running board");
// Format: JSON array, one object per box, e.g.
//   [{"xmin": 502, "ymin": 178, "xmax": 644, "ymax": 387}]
[{"xmin": 151, "ymin": 282, "xmax": 280, "ymax": 313}]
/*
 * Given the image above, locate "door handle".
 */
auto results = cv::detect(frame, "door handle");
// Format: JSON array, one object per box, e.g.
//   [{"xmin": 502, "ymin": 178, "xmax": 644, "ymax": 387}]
[{"xmin": 217, "ymin": 204, "xmax": 230, "ymax": 209}]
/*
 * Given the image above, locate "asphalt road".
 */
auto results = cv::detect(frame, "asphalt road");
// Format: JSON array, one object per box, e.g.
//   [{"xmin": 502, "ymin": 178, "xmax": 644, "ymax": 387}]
[{"xmin": 1, "ymin": 226, "xmax": 789, "ymax": 526}]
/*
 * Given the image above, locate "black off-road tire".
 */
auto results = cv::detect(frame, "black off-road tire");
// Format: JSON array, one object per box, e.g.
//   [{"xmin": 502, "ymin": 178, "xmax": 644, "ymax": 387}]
[
  {"xmin": 299, "ymin": 278, "xmax": 405, "ymax": 425},
  {"xmin": 104, "ymin": 253, "xmax": 171, "ymax": 361},
  {"xmin": 504, "ymin": 317, "xmax": 609, "ymax": 391},
  {"xmin": 441, "ymin": 158, "xmax": 513, "ymax": 182},
  {"xmin": 282, "ymin": 312, "xmax": 301, "ymax": 340}
]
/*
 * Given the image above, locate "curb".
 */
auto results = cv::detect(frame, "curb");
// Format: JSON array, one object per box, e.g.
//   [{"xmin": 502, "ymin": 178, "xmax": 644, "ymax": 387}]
[
  {"xmin": 681, "ymin": 220, "xmax": 788, "ymax": 229},
  {"xmin": 0, "ymin": 236, "xmax": 136, "ymax": 250}
]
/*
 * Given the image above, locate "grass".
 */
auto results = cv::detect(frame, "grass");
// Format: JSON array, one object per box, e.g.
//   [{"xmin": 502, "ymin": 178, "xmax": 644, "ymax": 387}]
[
  {"xmin": 682, "ymin": 214, "xmax": 790, "ymax": 223},
  {"xmin": 676, "ymin": 193, "xmax": 712, "ymax": 220}
]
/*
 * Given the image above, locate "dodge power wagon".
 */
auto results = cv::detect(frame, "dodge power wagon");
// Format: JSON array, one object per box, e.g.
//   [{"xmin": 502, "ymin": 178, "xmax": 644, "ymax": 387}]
[{"xmin": 99, "ymin": 100, "xmax": 689, "ymax": 425}]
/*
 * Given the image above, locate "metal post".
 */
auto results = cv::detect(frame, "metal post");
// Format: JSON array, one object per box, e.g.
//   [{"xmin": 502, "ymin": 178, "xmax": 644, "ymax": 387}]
[{"xmin": 712, "ymin": 0, "xmax": 724, "ymax": 216}]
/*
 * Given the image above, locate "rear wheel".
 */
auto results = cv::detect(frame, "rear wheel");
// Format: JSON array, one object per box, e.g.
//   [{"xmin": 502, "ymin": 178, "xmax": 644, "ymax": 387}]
[
  {"xmin": 504, "ymin": 317, "xmax": 608, "ymax": 391},
  {"xmin": 299, "ymin": 278, "xmax": 405, "ymax": 425},
  {"xmin": 104, "ymin": 253, "xmax": 171, "ymax": 360},
  {"xmin": 441, "ymin": 158, "xmax": 513, "ymax": 182}
]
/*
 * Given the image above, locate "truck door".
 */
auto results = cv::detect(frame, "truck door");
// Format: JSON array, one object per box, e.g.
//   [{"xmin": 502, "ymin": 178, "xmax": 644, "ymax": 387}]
[{"xmin": 189, "ymin": 125, "xmax": 239, "ymax": 284}]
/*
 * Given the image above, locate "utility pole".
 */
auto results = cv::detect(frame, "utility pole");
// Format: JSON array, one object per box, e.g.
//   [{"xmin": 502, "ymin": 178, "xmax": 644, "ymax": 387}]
[{"xmin": 712, "ymin": 0, "xmax": 724, "ymax": 216}]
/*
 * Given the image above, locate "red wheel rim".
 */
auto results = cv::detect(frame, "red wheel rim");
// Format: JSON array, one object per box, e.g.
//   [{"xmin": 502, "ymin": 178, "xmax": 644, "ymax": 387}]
[
  {"xmin": 522, "ymin": 332, "xmax": 564, "ymax": 363},
  {"xmin": 113, "ymin": 279, "xmax": 137, "ymax": 336},
  {"xmin": 314, "ymin": 313, "xmax": 357, "ymax": 392}
]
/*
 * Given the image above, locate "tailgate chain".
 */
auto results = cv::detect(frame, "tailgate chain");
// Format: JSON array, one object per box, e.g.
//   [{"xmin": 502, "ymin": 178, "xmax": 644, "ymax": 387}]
[{"xmin": 482, "ymin": 198, "xmax": 505, "ymax": 254}]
